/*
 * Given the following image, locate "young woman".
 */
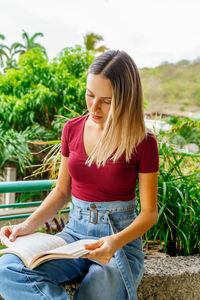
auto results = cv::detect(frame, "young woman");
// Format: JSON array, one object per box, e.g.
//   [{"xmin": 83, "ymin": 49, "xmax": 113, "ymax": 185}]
[{"xmin": 0, "ymin": 50, "xmax": 159, "ymax": 300}]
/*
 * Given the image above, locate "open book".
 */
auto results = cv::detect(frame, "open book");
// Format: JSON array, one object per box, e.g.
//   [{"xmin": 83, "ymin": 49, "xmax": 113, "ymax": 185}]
[{"xmin": 0, "ymin": 232, "xmax": 98, "ymax": 269}]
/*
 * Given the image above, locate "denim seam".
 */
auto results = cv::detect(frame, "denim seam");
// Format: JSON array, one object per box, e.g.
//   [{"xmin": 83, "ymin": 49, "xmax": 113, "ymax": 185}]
[
  {"xmin": 115, "ymin": 256, "xmax": 131, "ymax": 300},
  {"xmin": 25, "ymin": 273, "xmax": 51, "ymax": 300},
  {"xmin": 107, "ymin": 216, "xmax": 132, "ymax": 300}
]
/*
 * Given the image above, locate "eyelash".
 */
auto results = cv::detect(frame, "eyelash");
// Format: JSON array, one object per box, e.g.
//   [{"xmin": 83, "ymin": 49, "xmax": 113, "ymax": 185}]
[{"xmin": 86, "ymin": 94, "xmax": 111, "ymax": 105}]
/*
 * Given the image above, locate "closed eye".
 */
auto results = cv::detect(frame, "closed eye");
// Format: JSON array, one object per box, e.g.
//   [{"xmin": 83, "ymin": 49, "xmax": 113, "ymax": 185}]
[
  {"xmin": 102, "ymin": 99, "xmax": 112, "ymax": 104},
  {"xmin": 86, "ymin": 94, "xmax": 111, "ymax": 105}
]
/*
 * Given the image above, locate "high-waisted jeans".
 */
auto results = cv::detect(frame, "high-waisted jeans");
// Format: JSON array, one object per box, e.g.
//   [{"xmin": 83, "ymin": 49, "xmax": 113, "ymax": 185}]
[{"xmin": 0, "ymin": 196, "xmax": 145, "ymax": 300}]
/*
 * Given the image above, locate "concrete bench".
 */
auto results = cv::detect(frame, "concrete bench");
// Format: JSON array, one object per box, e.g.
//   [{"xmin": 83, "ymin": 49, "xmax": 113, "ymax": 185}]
[
  {"xmin": 137, "ymin": 254, "xmax": 200, "ymax": 300},
  {"xmin": 0, "ymin": 254, "xmax": 199, "ymax": 299}
]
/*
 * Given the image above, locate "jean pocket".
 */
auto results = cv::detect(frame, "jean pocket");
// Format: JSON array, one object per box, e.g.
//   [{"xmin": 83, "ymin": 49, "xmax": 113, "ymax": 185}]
[{"xmin": 112, "ymin": 211, "xmax": 137, "ymax": 232}]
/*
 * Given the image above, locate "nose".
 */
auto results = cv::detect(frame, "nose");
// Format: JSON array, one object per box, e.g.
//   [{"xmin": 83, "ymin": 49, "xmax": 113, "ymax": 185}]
[{"xmin": 91, "ymin": 97, "xmax": 101, "ymax": 111}]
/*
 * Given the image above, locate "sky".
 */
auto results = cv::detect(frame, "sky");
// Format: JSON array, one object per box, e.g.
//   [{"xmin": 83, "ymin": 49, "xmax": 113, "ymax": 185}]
[{"xmin": 1, "ymin": 0, "xmax": 200, "ymax": 68}]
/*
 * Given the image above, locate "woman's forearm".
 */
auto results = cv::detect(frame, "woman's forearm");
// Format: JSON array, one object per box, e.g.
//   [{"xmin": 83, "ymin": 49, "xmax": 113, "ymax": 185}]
[
  {"xmin": 24, "ymin": 187, "xmax": 71, "ymax": 231},
  {"xmin": 113, "ymin": 210, "xmax": 158, "ymax": 251}
]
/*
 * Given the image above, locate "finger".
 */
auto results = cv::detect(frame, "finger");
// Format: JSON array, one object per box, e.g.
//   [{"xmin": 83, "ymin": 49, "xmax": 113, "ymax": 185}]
[
  {"xmin": 84, "ymin": 247, "xmax": 104, "ymax": 259},
  {"xmin": 1, "ymin": 227, "xmax": 12, "ymax": 238},
  {"xmin": 82, "ymin": 254, "xmax": 109, "ymax": 265},
  {"xmin": 9, "ymin": 229, "xmax": 19, "ymax": 242},
  {"xmin": 84, "ymin": 240, "xmax": 103, "ymax": 250}
]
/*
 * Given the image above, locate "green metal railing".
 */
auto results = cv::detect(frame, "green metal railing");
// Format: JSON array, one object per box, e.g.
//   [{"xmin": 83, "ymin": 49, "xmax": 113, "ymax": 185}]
[
  {"xmin": 0, "ymin": 180, "xmax": 56, "ymax": 193},
  {"xmin": 0, "ymin": 180, "xmax": 70, "ymax": 221}
]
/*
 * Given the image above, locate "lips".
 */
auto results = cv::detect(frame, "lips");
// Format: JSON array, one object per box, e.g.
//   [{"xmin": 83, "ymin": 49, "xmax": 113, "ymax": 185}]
[{"xmin": 91, "ymin": 114, "xmax": 102, "ymax": 119}]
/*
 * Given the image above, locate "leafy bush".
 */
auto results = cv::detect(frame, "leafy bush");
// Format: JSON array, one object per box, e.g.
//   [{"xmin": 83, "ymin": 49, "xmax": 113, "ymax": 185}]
[
  {"xmin": 0, "ymin": 47, "xmax": 94, "ymax": 133},
  {"xmin": 163, "ymin": 116, "xmax": 200, "ymax": 150},
  {"xmin": 0, "ymin": 128, "xmax": 33, "ymax": 173},
  {"xmin": 0, "ymin": 123, "xmax": 56, "ymax": 174},
  {"xmin": 139, "ymin": 133, "xmax": 200, "ymax": 256},
  {"xmin": 0, "ymin": 46, "xmax": 94, "ymax": 174}
]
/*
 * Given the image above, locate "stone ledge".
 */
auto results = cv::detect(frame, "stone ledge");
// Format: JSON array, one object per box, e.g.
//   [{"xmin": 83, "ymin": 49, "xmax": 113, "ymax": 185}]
[
  {"xmin": 63, "ymin": 254, "xmax": 200, "ymax": 300},
  {"xmin": 137, "ymin": 254, "xmax": 200, "ymax": 300},
  {"xmin": 0, "ymin": 255, "xmax": 199, "ymax": 300}
]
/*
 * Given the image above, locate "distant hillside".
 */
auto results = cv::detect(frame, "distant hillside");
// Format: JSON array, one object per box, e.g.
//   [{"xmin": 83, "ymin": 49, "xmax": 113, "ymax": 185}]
[{"xmin": 140, "ymin": 58, "xmax": 200, "ymax": 117}]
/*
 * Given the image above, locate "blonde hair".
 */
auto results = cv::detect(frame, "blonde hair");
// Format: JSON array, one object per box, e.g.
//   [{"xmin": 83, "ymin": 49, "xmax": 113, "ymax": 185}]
[{"xmin": 85, "ymin": 50, "xmax": 149, "ymax": 167}]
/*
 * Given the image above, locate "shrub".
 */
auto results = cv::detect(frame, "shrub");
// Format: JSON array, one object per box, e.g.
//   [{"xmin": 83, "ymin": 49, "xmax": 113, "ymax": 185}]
[{"xmin": 139, "ymin": 133, "xmax": 200, "ymax": 256}]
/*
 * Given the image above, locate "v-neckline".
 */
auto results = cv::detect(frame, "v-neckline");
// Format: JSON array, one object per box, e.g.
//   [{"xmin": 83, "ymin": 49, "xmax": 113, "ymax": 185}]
[
  {"xmin": 82, "ymin": 115, "xmax": 90, "ymax": 158},
  {"xmin": 82, "ymin": 115, "xmax": 104, "ymax": 159}
]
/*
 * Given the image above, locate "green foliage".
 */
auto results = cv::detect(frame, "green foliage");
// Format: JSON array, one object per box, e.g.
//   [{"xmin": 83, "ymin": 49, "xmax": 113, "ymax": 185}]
[
  {"xmin": 15, "ymin": 30, "xmax": 47, "ymax": 57},
  {"xmin": 83, "ymin": 32, "xmax": 108, "ymax": 53},
  {"xmin": 0, "ymin": 46, "xmax": 94, "ymax": 174},
  {"xmin": 0, "ymin": 47, "xmax": 94, "ymax": 133},
  {"xmin": 138, "ymin": 133, "xmax": 200, "ymax": 256},
  {"xmin": 0, "ymin": 128, "xmax": 33, "ymax": 173},
  {"xmin": 0, "ymin": 30, "xmax": 47, "ymax": 71},
  {"xmin": 166, "ymin": 117, "xmax": 200, "ymax": 147},
  {"xmin": 0, "ymin": 123, "xmax": 56, "ymax": 173},
  {"xmin": 15, "ymin": 191, "xmax": 44, "ymax": 203},
  {"xmin": 56, "ymin": 46, "xmax": 94, "ymax": 78}
]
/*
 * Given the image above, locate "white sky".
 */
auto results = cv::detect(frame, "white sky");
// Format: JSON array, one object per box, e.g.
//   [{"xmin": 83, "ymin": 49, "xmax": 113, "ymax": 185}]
[{"xmin": 1, "ymin": 0, "xmax": 200, "ymax": 68}]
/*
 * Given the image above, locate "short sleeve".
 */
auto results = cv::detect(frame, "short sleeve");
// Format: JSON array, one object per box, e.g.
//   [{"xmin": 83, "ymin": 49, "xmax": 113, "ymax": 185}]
[
  {"xmin": 61, "ymin": 122, "xmax": 69, "ymax": 157},
  {"xmin": 138, "ymin": 134, "xmax": 159, "ymax": 173}
]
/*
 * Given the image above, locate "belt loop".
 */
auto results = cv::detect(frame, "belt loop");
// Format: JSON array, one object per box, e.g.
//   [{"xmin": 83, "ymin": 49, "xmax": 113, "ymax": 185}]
[
  {"xmin": 89, "ymin": 204, "xmax": 98, "ymax": 224},
  {"xmin": 103, "ymin": 211, "xmax": 109, "ymax": 223},
  {"xmin": 106, "ymin": 213, "xmax": 116, "ymax": 234},
  {"xmin": 77, "ymin": 207, "xmax": 81, "ymax": 220}
]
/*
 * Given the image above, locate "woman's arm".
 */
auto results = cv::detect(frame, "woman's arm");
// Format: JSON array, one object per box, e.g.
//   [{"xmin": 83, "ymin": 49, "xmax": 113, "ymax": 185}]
[
  {"xmin": 0, "ymin": 156, "xmax": 71, "ymax": 240},
  {"xmin": 113, "ymin": 171, "xmax": 159, "ymax": 248},
  {"xmin": 24, "ymin": 156, "xmax": 72, "ymax": 231},
  {"xmin": 83, "ymin": 171, "xmax": 159, "ymax": 264}
]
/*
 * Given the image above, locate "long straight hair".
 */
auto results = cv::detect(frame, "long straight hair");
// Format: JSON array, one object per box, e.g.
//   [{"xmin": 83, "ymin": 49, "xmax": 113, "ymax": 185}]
[{"xmin": 85, "ymin": 50, "xmax": 149, "ymax": 167}]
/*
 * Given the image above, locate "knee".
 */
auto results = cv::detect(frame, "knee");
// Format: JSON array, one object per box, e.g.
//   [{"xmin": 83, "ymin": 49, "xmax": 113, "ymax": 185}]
[{"xmin": 75, "ymin": 264, "xmax": 126, "ymax": 300}]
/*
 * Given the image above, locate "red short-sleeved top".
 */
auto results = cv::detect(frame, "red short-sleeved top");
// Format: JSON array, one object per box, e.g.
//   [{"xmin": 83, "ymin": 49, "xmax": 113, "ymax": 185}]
[{"xmin": 61, "ymin": 115, "xmax": 159, "ymax": 202}]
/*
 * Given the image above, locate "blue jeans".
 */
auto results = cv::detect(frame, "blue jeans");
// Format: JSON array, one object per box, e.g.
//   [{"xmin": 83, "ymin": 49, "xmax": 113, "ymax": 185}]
[{"xmin": 0, "ymin": 196, "xmax": 145, "ymax": 300}]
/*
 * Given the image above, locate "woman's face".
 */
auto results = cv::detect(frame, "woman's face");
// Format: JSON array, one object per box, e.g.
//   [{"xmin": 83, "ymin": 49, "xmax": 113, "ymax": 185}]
[{"xmin": 86, "ymin": 73, "xmax": 112, "ymax": 129}]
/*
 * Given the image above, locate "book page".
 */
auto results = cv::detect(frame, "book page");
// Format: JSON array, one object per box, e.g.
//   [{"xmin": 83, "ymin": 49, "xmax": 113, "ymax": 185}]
[
  {"xmin": 45, "ymin": 239, "xmax": 97, "ymax": 256},
  {"xmin": 0, "ymin": 232, "xmax": 66, "ymax": 267},
  {"xmin": 30, "ymin": 239, "xmax": 98, "ymax": 269}
]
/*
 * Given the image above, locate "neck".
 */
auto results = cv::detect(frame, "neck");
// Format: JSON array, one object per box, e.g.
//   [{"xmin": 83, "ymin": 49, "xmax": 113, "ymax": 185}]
[{"xmin": 87, "ymin": 115, "xmax": 105, "ymax": 131}]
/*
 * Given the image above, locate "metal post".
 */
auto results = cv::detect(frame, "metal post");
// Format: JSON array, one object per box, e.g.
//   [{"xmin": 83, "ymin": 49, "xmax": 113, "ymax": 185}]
[{"xmin": 4, "ymin": 167, "xmax": 17, "ymax": 205}]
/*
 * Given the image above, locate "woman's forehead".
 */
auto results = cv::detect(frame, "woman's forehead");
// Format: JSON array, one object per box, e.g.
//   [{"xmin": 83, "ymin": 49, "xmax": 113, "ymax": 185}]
[{"xmin": 86, "ymin": 74, "xmax": 112, "ymax": 96}]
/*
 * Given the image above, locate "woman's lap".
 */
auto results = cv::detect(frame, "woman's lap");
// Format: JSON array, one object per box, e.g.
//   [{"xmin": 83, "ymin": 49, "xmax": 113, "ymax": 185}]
[{"xmin": 0, "ymin": 252, "xmax": 127, "ymax": 300}]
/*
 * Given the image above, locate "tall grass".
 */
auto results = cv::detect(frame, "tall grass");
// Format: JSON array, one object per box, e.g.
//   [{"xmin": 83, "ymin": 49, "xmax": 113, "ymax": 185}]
[{"xmin": 140, "ymin": 139, "xmax": 200, "ymax": 256}]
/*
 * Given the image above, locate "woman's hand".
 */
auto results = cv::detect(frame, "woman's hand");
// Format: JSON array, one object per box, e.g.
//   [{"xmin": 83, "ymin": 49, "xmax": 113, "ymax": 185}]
[
  {"xmin": 0, "ymin": 221, "xmax": 35, "ymax": 243},
  {"xmin": 82, "ymin": 235, "xmax": 120, "ymax": 264}
]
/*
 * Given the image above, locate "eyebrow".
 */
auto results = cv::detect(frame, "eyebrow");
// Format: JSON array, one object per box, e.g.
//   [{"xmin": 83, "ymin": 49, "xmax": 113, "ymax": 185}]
[{"xmin": 86, "ymin": 88, "xmax": 112, "ymax": 99}]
